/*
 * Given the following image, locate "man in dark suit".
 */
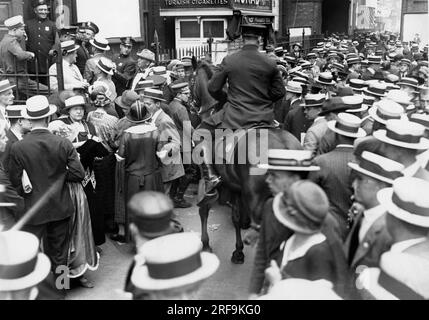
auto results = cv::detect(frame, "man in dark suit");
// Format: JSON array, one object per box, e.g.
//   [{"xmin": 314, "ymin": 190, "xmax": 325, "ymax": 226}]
[
  {"xmin": 1, "ymin": 106, "xmax": 32, "ymax": 171},
  {"xmin": 283, "ymin": 104, "xmax": 313, "ymax": 142},
  {"xmin": 309, "ymin": 113, "xmax": 367, "ymax": 241},
  {"xmin": 345, "ymin": 152, "xmax": 403, "ymax": 299},
  {"xmin": 9, "ymin": 96, "xmax": 85, "ymax": 275},
  {"xmin": 208, "ymin": 24, "xmax": 285, "ymax": 130}
]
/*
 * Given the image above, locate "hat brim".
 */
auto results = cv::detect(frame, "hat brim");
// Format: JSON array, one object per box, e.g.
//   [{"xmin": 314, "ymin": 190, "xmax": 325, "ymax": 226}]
[
  {"xmin": 368, "ymin": 106, "xmax": 406, "ymax": 125},
  {"xmin": 137, "ymin": 55, "xmax": 155, "ymax": 62},
  {"xmin": 378, "ymin": 188, "xmax": 429, "ymax": 227},
  {"xmin": 257, "ymin": 164, "xmax": 320, "ymax": 172},
  {"xmin": 22, "ymin": 105, "xmax": 57, "ymax": 120},
  {"xmin": 0, "ymin": 253, "xmax": 51, "ymax": 292},
  {"xmin": 273, "ymin": 193, "xmax": 320, "ymax": 235},
  {"xmin": 348, "ymin": 162, "xmax": 394, "ymax": 185},
  {"xmin": 346, "ymin": 105, "xmax": 369, "ymax": 113},
  {"xmin": 327, "ymin": 121, "xmax": 367, "ymax": 139},
  {"xmin": 64, "ymin": 45, "xmax": 80, "ymax": 54},
  {"xmin": 364, "ymin": 88, "xmax": 386, "ymax": 97},
  {"xmin": 397, "ymin": 82, "xmax": 419, "ymax": 89},
  {"xmin": 131, "ymin": 252, "xmax": 219, "ymax": 291},
  {"xmin": 89, "ymin": 40, "xmax": 110, "ymax": 51},
  {"xmin": 97, "ymin": 64, "xmax": 114, "ymax": 76},
  {"xmin": 115, "ymin": 96, "xmax": 129, "ymax": 111},
  {"xmin": 357, "ymin": 268, "xmax": 399, "ymax": 300},
  {"xmin": 0, "ymin": 84, "xmax": 16, "ymax": 94},
  {"xmin": 142, "ymin": 95, "xmax": 166, "ymax": 102},
  {"xmin": 316, "ymin": 80, "xmax": 336, "ymax": 86},
  {"xmin": 286, "ymin": 88, "xmax": 303, "ymax": 95},
  {"xmin": 373, "ymin": 130, "xmax": 429, "ymax": 150}
]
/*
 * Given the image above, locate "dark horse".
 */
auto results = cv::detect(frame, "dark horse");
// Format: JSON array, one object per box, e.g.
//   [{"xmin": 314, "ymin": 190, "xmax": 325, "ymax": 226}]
[
  {"xmin": 198, "ymin": 127, "xmax": 302, "ymax": 264},
  {"xmin": 191, "ymin": 60, "xmax": 302, "ymax": 264}
]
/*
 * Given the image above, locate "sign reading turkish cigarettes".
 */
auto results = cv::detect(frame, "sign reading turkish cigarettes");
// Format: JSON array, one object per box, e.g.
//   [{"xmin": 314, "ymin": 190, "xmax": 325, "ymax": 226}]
[
  {"xmin": 161, "ymin": 0, "xmax": 272, "ymax": 12},
  {"xmin": 161, "ymin": 0, "xmax": 231, "ymax": 9}
]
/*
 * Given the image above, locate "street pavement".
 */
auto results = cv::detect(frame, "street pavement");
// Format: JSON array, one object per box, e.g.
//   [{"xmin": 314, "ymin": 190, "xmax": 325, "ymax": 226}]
[{"xmin": 67, "ymin": 185, "xmax": 256, "ymax": 300}]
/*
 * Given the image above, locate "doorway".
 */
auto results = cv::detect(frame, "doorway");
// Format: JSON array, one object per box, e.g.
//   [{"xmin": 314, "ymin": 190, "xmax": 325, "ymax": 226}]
[{"xmin": 322, "ymin": 0, "xmax": 351, "ymax": 35}]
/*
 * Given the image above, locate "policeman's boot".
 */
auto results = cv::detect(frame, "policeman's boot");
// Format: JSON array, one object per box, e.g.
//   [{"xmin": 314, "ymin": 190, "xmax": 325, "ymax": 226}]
[{"xmin": 200, "ymin": 145, "xmax": 221, "ymax": 194}]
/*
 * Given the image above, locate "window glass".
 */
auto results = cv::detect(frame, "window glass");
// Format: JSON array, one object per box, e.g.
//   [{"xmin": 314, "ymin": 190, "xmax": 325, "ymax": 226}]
[
  {"xmin": 203, "ymin": 20, "xmax": 224, "ymax": 38},
  {"xmin": 180, "ymin": 21, "xmax": 200, "ymax": 38}
]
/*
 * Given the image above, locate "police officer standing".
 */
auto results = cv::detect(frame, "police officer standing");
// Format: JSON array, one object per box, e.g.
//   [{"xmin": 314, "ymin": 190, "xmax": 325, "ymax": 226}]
[
  {"xmin": 25, "ymin": 0, "xmax": 58, "ymax": 85},
  {"xmin": 112, "ymin": 37, "xmax": 137, "ymax": 96}
]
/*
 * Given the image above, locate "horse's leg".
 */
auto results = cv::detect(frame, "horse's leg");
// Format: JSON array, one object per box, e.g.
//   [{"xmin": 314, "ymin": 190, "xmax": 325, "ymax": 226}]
[
  {"xmin": 199, "ymin": 204, "xmax": 212, "ymax": 252},
  {"xmin": 231, "ymin": 195, "xmax": 245, "ymax": 264}
]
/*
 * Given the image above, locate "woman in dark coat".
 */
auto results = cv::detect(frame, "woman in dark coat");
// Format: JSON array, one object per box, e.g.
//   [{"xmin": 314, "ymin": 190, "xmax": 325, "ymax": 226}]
[{"xmin": 265, "ymin": 180, "xmax": 352, "ymax": 299}]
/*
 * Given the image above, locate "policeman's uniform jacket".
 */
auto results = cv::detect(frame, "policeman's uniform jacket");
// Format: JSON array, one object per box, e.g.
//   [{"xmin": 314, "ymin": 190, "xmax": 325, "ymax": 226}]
[
  {"xmin": 25, "ymin": 18, "xmax": 57, "ymax": 75},
  {"xmin": 112, "ymin": 53, "xmax": 137, "ymax": 96},
  {"xmin": 76, "ymin": 40, "xmax": 91, "ymax": 75},
  {"xmin": 208, "ymin": 44, "xmax": 286, "ymax": 129}
]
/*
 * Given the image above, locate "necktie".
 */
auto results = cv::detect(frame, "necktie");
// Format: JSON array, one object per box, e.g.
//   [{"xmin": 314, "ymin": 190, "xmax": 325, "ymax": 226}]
[{"xmin": 348, "ymin": 217, "xmax": 363, "ymax": 266}]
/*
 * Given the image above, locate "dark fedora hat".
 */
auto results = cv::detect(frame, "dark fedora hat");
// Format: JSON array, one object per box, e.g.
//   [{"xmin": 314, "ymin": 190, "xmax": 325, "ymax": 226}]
[
  {"xmin": 319, "ymin": 97, "xmax": 349, "ymax": 116},
  {"xmin": 128, "ymin": 191, "xmax": 182, "ymax": 239}
]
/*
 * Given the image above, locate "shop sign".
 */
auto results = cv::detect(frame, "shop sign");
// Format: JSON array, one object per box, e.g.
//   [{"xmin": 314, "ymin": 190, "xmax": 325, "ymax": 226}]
[
  {"xmin": 160, "ymin": 0, "xmax": 231, "ymax": 10},
  {"xmin": 232, "ymin": 0, "xmax": 272, "ymax": 12}
]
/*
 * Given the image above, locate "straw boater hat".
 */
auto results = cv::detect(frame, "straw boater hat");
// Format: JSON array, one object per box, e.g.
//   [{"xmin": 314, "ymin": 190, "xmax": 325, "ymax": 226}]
[
  {"xmin": 0, "ymin": 79, "xmax": 16, "ymax": 94},
  {"xmin": 316, "ymin": 72, "xmax": 336, "ymax": 86},
  {"xmin": 259, "ymin": 279, "xmax": 342, "ymax": 300},
  {"xmin": 96, "ymin": 57, "xmax": 114, "ymax": 76},
  {"xmin": 348, "ymin": 151, "xmax": 404, "ymax": 185},
  {"xmin": 397, "ymin": 77, "xmax": 419, "ymax": 91},
  {"xmin": 285, "ymin": 81, "xmax": 303, "ymax": 95},
  {"xmin": 134, "ymin": 80, "xmax": 154, "ymax": 93},
  {"xmin": 257, "ymin": 150, "xmax": 320, "ymax": 172},
  {"xmin": 63, "ymin": 95, "xmax": 86, "ymax": 112},
  {"xmin": 358, "ymin": 251, "xmax": 429, "ymax": 300},
  {"xmin": 273, "ymin": 180, "xmax": 329, "ymax": 235},
  {"xmin": 343, "ymin": 95, "xmax": 367, "ymax": 113},
  {"xmin": 142, "ymin": 88, "xmax": 166, "ymax": 102},
  {"xmin": 5, "ymin": 105, "xmax": 25, "ymax": 119},
  {"xmin": 89, "ymin": 35, "xmax": 110, "ymax": 51},
  {"xmin": 373, "ymin": 119, "xmax": 429, "ymax": 150},
  {"xmin": 60, "ymin": 40, "xmax": 79, "ymax": 54},
  {"xmin": 327, "ymin": 113, "xmax": 367, "ymax": 139},
  {"xmin": 364, "ymin": 82, "xmax": 387, "ymax": 98},
  {"xmin": 378, "ymin": 177, "xmax": 429, "ymax": 228},
  {"xmin": 22, "ymin": 96, "xmax": 57, "ymax": 120},
  {"xmin": 128, "ymin": 192, "xmax": 182, "ymax": 239},
  {"xmin": 301, "ymin": 94, "xmax": 325, "ymax": 109},
  {"xmin": 369, "ymin": 100, "xmax": 405, "ymax": 125},
  {"xmin": 348, "ymin": 79, "xmax": 366, "ymax": 92},
  {"xmin": 385, "ymin": 90, "xmax": 414, "ymax": 111},
  {"xmin": 410, "ymin": 113, "xmax": 429, "ymax": 136},
  {"xmin": 0, "ymin": 231, "xmax": 51, "ymax": 292},
  {"xmin": 131, "ymin": 233, "xmax": 219, "ymax": 291}
]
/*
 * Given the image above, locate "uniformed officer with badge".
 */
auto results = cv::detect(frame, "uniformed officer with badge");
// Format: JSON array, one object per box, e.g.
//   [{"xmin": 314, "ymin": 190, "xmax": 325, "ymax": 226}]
[
  {"xmin": 112, "ymin": 37, "xmax": 137, "ymax": 96},
  {"xmin": 25, "ymin": 0, "xmax": 59, "ymax": 85}
]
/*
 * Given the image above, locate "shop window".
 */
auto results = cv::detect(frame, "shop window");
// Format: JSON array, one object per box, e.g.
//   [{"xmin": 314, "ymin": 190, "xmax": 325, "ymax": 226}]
[
  {"xmin": 180, "ymin": 21, "xmax": 200, "ymax": 38},
  {"xmin": 203, "ymin": 20, "xmax": 225, "ymax": 38}
]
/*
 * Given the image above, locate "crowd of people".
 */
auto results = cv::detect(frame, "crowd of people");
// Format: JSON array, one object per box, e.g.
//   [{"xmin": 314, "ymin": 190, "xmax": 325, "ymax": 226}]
[{"xmin": 0, "ymin": 0, "xmax": 429, "ymax": 301}]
